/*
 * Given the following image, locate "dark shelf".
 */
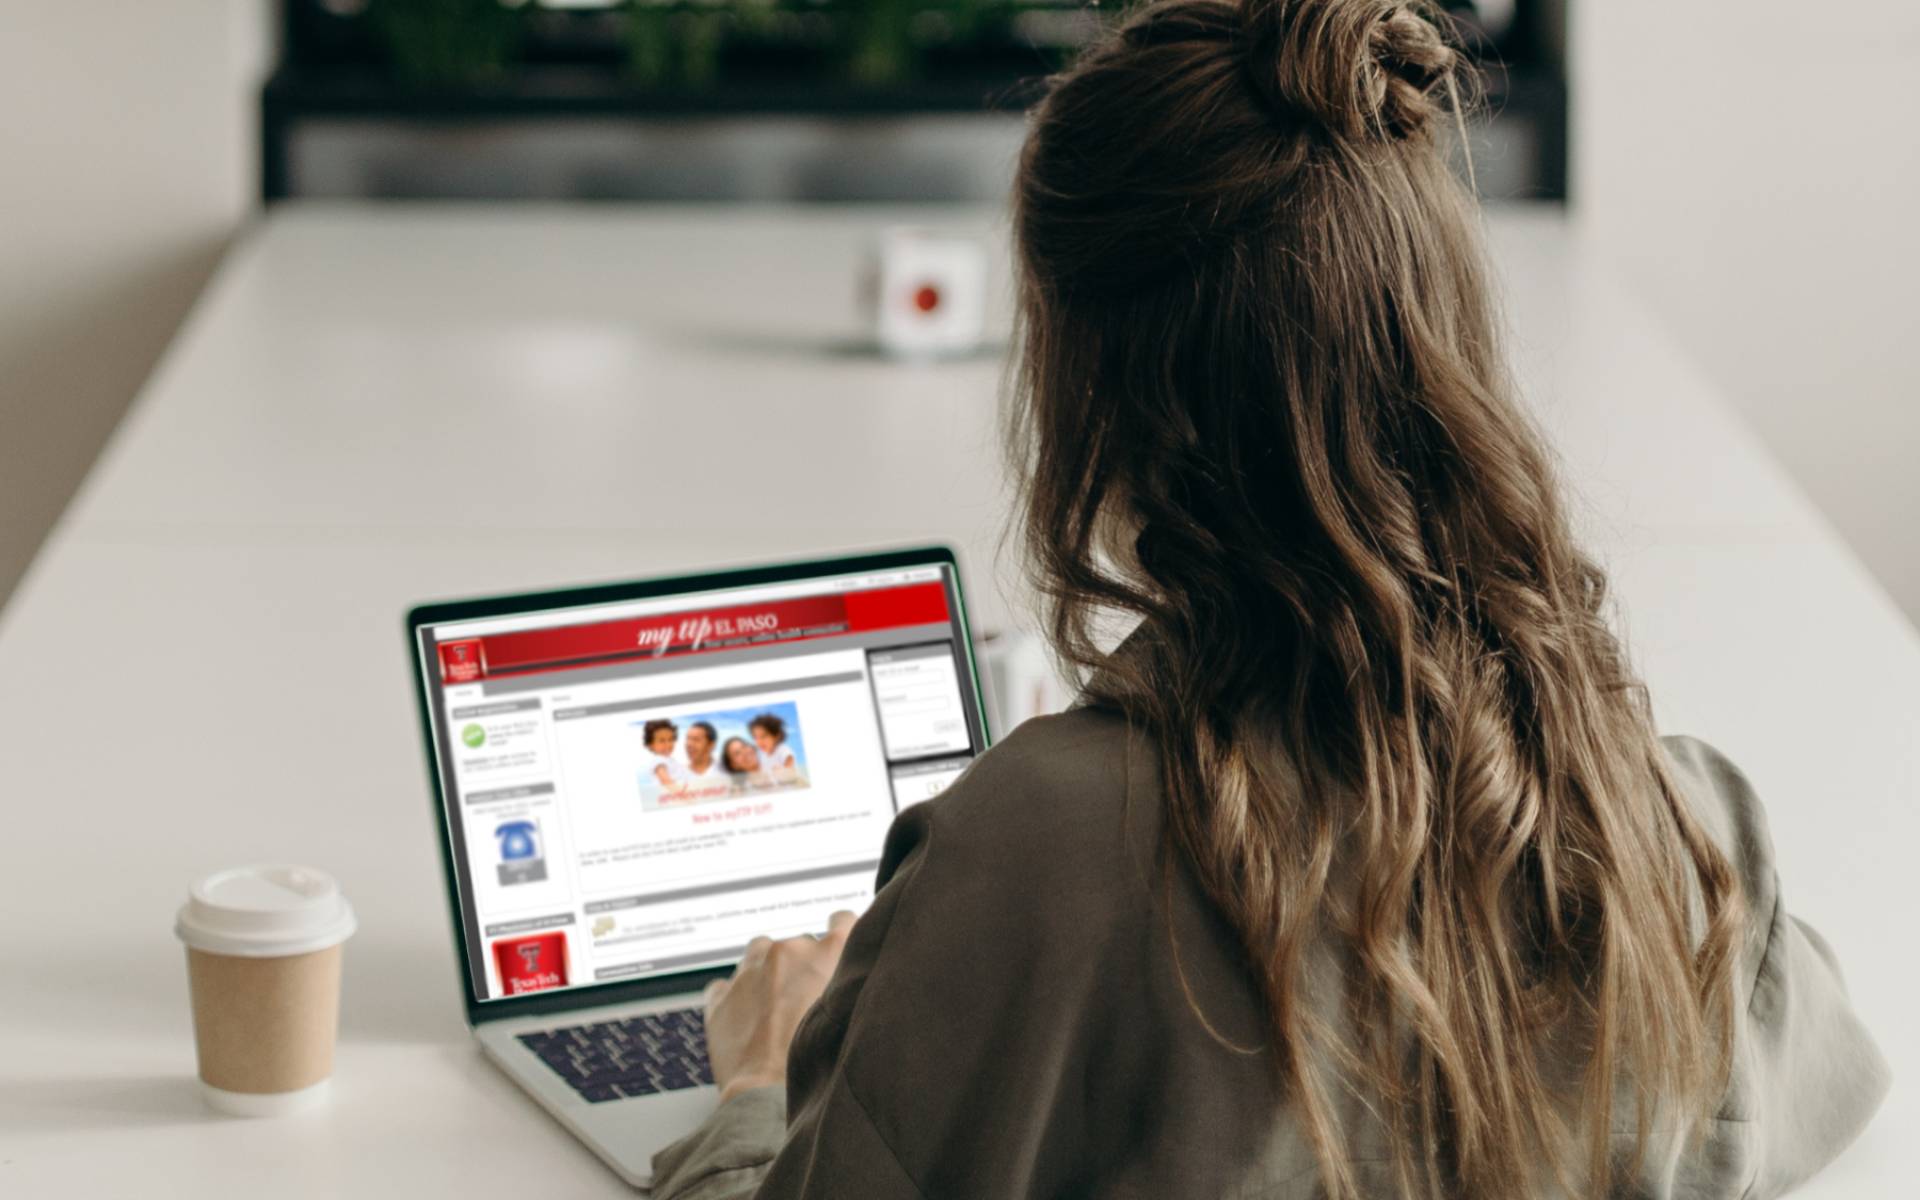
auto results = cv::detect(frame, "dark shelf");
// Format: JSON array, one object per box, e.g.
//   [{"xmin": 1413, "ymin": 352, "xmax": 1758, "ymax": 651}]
[
  {"xmin": 260, "ymin": 59, "xmax": 1058, "ymax": 199},
  {"xmin": 260, "ymin": 59, "xmax": 1563, "ymax": 202},
  {"xmin": 263, "ymin": 63, "xmax": 1044, "ymax": 120}
]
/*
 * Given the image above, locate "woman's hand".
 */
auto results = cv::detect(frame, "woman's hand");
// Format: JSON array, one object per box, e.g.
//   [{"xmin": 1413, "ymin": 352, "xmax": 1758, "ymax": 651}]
[{"xmin": 703, "ymin": 910, "xmax": 857, "ymax": 1103}]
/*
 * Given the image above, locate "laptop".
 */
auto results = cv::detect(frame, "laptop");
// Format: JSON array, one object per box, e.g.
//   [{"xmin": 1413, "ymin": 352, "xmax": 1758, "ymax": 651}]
[{"xmin": 406, "ymin": 547, "xmax": 990, "ymax": 1186}]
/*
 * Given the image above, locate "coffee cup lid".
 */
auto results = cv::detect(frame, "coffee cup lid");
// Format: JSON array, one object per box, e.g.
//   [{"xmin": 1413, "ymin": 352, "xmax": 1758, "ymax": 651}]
[{"xmin": 175, "ymin": 865, "xmax": 357, "ymax": 958}]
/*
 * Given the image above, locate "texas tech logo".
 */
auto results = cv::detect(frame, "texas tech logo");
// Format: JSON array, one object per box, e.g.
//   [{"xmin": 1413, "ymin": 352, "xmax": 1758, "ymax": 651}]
[
  {"xmin": 493, "ymin": 932, "xmax": 568, "ymax": 995},
  {"xmin": 439, "ymin": 639, "xmax": 487, "ymax": 683}
]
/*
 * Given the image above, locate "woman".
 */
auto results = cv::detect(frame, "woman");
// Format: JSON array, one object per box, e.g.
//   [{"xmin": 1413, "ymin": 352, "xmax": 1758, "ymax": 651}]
[
  {"xmin": 721, "ymin": 735, "xmax": 773, "ymax": 794},
  {"xmin": 656, "ymin": 2, "xmax": 1890, "ymax": 1197}
]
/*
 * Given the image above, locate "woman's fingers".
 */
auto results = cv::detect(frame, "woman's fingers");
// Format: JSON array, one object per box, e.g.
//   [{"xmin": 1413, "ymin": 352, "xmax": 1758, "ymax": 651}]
[{"xmin": 703, "ymin": 923, "xmax": 853, "ymax": 1102}]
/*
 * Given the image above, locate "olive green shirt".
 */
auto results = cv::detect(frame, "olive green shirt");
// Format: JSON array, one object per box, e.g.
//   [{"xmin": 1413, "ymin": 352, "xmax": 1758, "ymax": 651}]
[{"xmin": 651, "ymin": 710, "xmax": 1889, "ymax": 1198}]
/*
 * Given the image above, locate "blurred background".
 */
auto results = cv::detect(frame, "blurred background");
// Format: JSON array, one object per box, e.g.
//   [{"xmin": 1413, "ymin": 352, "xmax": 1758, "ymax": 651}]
[
  {"xmin": 0, "ymin": 0, "xmax": 1914, "ymax": 623},
  {"xmin": 3, "ymin": 9, "xmax": 1917, "ymax": 1190}
]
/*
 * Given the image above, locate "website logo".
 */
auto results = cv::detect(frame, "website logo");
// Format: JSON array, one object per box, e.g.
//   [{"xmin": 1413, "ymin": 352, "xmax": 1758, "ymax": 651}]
[
  {"xmin": 439, "ymin": 638, "xmax": 487, "ymax": 683},
  {"xmin": 493, "ymin": 932, "xmax": 568, "ymax": 996}
]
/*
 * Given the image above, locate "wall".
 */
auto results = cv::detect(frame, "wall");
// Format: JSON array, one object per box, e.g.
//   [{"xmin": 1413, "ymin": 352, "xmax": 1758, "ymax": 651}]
[
  {"xmin": 1572, "ymin": 1, "xmax": 1920, "ymax": 624},
  {"xmin": 0, "ymin": 2, "xmax": 270, "ymax": 612}
]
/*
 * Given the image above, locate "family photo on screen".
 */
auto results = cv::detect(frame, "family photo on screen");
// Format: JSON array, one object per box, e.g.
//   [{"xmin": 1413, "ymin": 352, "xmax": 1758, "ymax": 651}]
[{"xmin": 635, "ymin": 700, "xmax": 810, "ymax": 811}]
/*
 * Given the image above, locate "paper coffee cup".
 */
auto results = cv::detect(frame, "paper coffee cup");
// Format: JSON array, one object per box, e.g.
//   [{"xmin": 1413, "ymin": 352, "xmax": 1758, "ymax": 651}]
[{"xmin": 175, "ymin": 865, "xmax": 356, "ymax": 1117}]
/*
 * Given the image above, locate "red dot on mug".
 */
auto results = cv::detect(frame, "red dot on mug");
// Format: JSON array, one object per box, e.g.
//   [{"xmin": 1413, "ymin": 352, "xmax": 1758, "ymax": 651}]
[{"xmin": 912, "ymin": 284, "xmax": 942, "ymax": 313}]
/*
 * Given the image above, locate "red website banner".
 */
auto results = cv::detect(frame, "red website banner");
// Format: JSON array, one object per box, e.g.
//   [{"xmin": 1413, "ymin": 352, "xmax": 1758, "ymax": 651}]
[{"xmin": 439, "ymin": 582, "xmax": 950, "ymax": 683}]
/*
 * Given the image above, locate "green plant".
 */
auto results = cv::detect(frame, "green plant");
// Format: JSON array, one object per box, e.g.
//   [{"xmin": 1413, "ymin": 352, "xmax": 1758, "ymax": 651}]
[
  {"xmin": 842, "ymin": 0, "xmax": 994, "ymax": 87},
  {"xmin": 372, "ymin": 0, "xmax": 525, "ymax": 86},
  {"xmin": 843, "ymin": 0, "xmax": 914, "ymax": 85},
  {"xmin": 625, "ymin": 1, "xmax": 736, "ymax": 89}
]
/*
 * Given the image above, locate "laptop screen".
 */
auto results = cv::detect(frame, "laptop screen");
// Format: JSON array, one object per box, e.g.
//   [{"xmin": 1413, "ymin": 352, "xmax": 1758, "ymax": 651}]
[{"xmin": 415, "ymin": 559, "xmax": 986, "ymax": 1004}]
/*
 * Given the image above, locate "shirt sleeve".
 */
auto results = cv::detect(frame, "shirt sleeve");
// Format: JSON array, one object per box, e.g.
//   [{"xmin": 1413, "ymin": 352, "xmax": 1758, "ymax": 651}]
[
  {"xmin": 648, "ymin": 1087, "xmax": 787, "ymax": 1200},
  {"xmin": 1662, "ymin": 737, "xmax": 1892, "ymax": 1198},
  {"xmin": 1725, "ymin": 880, "xmax": 1892, "ymax": 1197},
  {"xmin": 647, "ymin": 804, "xmax": 936, "ymax": 1200}
]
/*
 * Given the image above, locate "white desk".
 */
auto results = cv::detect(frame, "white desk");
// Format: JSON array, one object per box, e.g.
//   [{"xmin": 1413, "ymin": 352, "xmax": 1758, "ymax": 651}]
[{"xmin": 2, "ymin": 204, "xmax": 1912, "ymax": 1196}]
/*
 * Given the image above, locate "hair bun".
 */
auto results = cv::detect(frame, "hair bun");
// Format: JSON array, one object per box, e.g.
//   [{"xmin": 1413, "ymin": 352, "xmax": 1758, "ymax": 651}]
[{"xmin": 1241, "ymin": 0, "xmax": 1457, "ymax": 142}]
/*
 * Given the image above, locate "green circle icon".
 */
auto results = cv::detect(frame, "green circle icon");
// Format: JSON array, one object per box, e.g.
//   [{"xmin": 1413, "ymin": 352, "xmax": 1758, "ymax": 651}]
[{"xmin": 461, "ymin": 724, "xmax": 486, "ymax": 749}]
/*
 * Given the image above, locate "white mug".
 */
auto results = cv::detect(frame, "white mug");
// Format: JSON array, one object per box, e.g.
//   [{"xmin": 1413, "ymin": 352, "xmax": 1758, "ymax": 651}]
[{"xmin": 868, "ymin": 227, "xmax": 989, "ymax": 359}]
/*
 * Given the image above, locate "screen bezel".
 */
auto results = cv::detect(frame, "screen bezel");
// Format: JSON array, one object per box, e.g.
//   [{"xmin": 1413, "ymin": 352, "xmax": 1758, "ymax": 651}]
[{"xmin": 406, "ymin": 545, "xmax": 988, "ymax": 1027}]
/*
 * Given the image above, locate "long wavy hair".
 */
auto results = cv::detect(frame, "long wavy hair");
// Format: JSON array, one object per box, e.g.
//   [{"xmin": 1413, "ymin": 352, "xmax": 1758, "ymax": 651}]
[{"xmin": 1008, "ymin": 2, "xmax": 1744, "ymax": 1196}]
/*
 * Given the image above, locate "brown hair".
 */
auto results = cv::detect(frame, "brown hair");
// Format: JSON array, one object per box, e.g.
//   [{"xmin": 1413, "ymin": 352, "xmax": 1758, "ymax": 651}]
[
  {"xmin": 1009, "ymin": 2, "xmax": 1743, "ymax": 1196},
  {"xmin": 642, "ymin": 718, "xmax": 677, "ymax": 747},
  {"xmin": 748, "ymin": 713, "xmax": 787, "ymax": 743},
  {"xmin": 721, "ymin": 736, "xmax": 759, "ymax": 776}
]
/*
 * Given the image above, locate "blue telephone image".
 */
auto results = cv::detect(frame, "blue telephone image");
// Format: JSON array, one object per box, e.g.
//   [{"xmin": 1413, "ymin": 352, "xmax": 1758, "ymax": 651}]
[
  {"xmin": 496, "ymin": 820, "xmax": 540, "ymax": 861},
  {"xmin": 493, "ymin": 819, "xmax": 547, "ymax": 885}
]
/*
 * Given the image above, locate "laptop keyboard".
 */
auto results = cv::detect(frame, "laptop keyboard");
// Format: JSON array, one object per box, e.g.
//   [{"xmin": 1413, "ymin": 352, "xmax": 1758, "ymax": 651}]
[{"xmin": 517, "ymin": 1007, "xmax": 713, "ymax": 1103}]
